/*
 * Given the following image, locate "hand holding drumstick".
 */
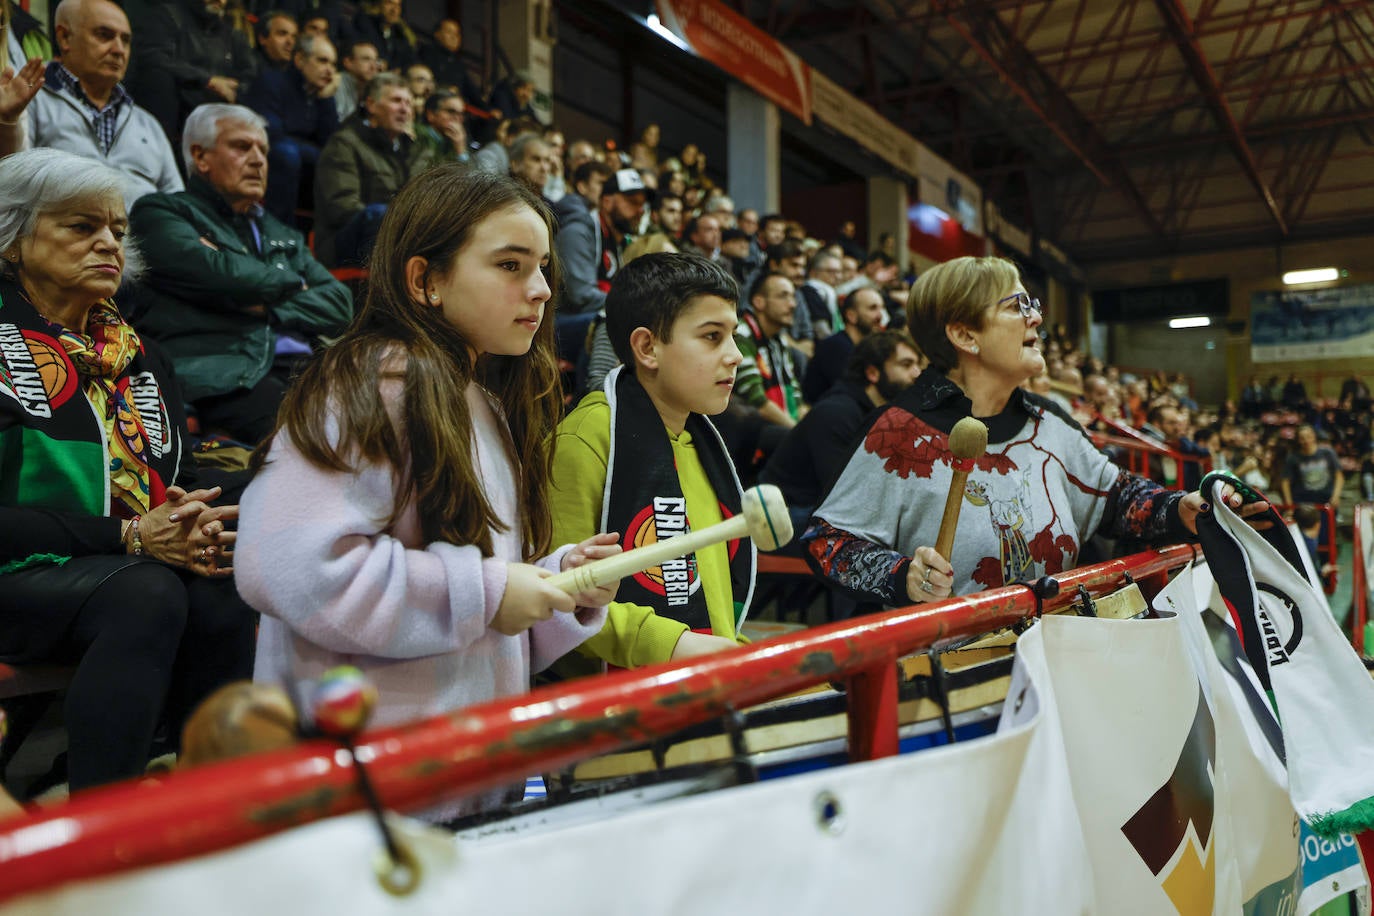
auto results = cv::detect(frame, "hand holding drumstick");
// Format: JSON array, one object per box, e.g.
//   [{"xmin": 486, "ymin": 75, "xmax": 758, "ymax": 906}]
[{"xmin": 906, "ymin": 417, "xmax": 988, "ymax": 604}]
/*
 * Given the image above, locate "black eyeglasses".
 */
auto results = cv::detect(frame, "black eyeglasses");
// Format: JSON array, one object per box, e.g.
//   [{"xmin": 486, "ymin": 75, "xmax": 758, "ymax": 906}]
[{"xmin": 997, "ymin": 291, "xmax": 1042, "ymax": 321}]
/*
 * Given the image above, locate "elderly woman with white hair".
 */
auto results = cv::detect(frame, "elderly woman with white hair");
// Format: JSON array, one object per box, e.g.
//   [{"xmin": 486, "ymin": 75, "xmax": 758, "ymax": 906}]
[
  {"xmin": 0, "ymin": 148, "xmax": 256, "ymax": 793},
  {"xmin": 802, "ymin": 255, "xmax": 1269, "ymax": 608}
]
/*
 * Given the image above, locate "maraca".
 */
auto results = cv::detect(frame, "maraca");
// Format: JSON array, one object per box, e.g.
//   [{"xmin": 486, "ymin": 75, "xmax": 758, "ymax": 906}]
[{"xmin": 312, "ymin": 665, "xmax": 378, "ymax": 737}]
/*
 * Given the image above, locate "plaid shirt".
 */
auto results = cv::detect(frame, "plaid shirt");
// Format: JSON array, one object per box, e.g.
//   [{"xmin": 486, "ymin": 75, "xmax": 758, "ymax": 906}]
[{"xmin": 44, "ymin": 61, "xmax": 130, "ymax": 155}]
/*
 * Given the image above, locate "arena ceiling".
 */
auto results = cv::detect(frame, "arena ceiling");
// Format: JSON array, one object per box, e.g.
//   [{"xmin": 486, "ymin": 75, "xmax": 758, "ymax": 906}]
[{"xmin": 728, "ymin": 0, "xmax": 1374, "ymax": 265}]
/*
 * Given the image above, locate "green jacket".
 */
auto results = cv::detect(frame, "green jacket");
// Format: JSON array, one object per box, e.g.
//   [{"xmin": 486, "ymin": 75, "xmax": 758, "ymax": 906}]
[
  {"xmin": 313, "ymin": 114, "xmax": 437, "ymax": 266},
  {"xmin": 414, "ymin": 123, "xmax": 475, "ymax": 168},
  {"xmin": 130, "ymin": 176, "xmax": 354, "ymax": 402}
]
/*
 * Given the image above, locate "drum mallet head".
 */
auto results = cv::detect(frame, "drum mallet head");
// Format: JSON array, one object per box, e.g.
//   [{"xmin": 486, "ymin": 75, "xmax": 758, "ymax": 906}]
[
  {"xmin": 949, "ymin": 416, "xmax": 989, "ymax": 462},
  {"xmin": 743, "ymin": 484, "xmax": 793, "ymax": 551}
]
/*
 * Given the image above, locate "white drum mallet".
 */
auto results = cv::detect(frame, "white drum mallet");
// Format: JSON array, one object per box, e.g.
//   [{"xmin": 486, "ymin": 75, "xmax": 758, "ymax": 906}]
[{"xmin": 545, "ymin": 484, "xmax": 793, "ymax": 595}]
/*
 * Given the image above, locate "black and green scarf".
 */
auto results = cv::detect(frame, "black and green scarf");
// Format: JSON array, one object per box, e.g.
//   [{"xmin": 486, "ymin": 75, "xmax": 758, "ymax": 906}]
[{"xmin": 600, "ymin": 366, "xmax": 755, "ymax": 631}]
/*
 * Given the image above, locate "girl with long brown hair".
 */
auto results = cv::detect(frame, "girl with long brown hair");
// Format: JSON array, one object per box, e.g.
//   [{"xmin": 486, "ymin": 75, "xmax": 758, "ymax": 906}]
[{"xmin": 234, "ymin": 167, "xmax": 620, "ymax": 817}]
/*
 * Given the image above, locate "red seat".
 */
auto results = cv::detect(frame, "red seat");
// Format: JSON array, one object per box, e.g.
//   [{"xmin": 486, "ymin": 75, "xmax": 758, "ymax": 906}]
[
  {"xmin": 0, "ymin": 664, "xmax": 75, "ymax": 701},
  {"xmin": 330, "ymin": 267, "xmax": 369, "ymax": 283},
  {"xmin": 756, "ymin": 554, "xmax": 811, "ymax": 576}
]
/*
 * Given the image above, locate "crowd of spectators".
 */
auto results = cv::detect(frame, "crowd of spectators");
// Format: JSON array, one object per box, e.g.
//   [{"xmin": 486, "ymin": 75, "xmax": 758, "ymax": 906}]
[
  {"xmin": 1044, "ymin": 330, "xmax": 1361, "ymax": 538},
  {"xmin": 4, "ymin": 0, "xmax": 1360, "ymax": 493},
  {"xmin": 2, "ymin": 0, "xmax": 1368, "ymax": 808},
  {"xmin": 9, "ymin": 0, "xmax": 1352, "ymax": 504}
]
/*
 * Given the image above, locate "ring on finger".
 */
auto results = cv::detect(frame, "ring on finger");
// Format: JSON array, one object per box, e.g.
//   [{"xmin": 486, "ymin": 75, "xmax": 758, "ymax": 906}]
[{"xmin": 920, "ymin": 579, "xmax": 935, "ymax": 594}]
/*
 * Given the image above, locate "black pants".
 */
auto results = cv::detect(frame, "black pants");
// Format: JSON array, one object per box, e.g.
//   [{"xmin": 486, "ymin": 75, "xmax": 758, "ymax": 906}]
[
  {"xmin": 0, "ymin": 556, "xmax": 256, "ymax": 791},
  {"xmin": 193, "ymin": 357, "xmax": 303, "ymax": 447}
]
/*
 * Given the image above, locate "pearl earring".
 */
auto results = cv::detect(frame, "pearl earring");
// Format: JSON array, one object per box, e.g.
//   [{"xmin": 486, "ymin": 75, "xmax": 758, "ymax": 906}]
[
  {"xmin": 971, "ymin": 344, "xmax": 980, "ymax": 355},
  {"xmin": 429, "ymin": 292, "xmax": 439, "ymax": 302}
]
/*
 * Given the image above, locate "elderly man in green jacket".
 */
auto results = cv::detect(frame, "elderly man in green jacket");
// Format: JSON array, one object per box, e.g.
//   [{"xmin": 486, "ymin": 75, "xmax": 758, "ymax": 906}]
[{"xmin": 130, "ymin": 103, "xmax": 353, "ymax": 445}]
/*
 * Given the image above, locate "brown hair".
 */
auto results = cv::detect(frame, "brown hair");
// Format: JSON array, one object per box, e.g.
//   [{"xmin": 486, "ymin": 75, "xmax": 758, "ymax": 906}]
[
  {"xmin": 261, "ymin": 167, "xmax": 561, "ymax": 557},
  {"xmin": 906, "ymin": 256, "xmax": 1020, "ymax": 372}
]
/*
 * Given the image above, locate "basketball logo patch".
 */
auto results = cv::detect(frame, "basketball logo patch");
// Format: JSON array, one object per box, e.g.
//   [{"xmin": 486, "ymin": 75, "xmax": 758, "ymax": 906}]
[
  {"xmin": 624, "ymin": 497, "xmax": 701, "ymax": 606},
  {"xmin": 0, "ymin": 324, "xmax": 78, "ymax": 418}
]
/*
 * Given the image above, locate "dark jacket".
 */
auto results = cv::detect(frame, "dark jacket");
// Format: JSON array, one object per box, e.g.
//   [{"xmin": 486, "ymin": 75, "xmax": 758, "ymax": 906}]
[
  {"xmin": 802, "ymin": 330, "xmax": 855, "ymax": 404},
  {"xmin": 551, "ymin": 190, "xmax": 592, "ymax": 231},
  {"xmin": 486, "ymin": 79, "xmax": 539, "ymax": 123},
  {"xmin": 760, "ymin": 379, "xmax": 878, "ymax": 511},
  {"xmin": 350, "ymin": 13, "xmax": 417, "ymax": 70},
  {"xmin": 419, "ymin": 43, "xmax": 483, "ymax": 107},
  {"xmin": 125, "ymin": 0, "xmax": 256, "ymax": 124},
  {"xmin": 241, "ymin": 63, "xmax": 340, "ymax": 149},
  {"xmin": 313, "ymin": 114, "xmax": 437, "ymax": 266},
  {"xmin": 130, "ymin": 176, "xmax": 354, "ymax": 402}
]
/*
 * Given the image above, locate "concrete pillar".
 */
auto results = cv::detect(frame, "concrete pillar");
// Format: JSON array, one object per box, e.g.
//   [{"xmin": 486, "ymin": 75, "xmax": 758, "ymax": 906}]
[
  {"xmin": 867, "ymin": 176, "xmax": 909, "ymax": 273},
  {"xmin": 497, "ymin": 0, "xmax": 556, "ymax": 121},
  {"xmin": 726, "ymin": 83, "xmax": 779, "ymax": 215}
]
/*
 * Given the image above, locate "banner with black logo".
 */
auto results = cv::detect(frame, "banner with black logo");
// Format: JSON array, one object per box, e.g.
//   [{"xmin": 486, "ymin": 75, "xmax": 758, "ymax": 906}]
[{"xmin": 1195, "ymin": 472, "xmax": 1374, "ymax": 842}]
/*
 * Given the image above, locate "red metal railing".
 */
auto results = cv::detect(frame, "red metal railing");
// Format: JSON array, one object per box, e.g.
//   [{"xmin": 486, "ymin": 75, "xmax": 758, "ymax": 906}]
[
  {"xmin": 1085, "ymin": 414, "xmax": 1212, "ymax": 490},
  {"xmin": 1089, "ymin": 430, "xmax": 1169, "ymax": 479},
  {"xmin": 1354, "ymin": 503, "xmax": 1371, "ymax": 654},
  {"xmin": 0, "ymin": 545, "xmax": 1197, "ymax": 904}
]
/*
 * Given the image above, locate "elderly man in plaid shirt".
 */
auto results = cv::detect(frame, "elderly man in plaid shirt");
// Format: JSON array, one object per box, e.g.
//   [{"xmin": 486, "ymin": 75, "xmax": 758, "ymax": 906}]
[{"xmin": 21, "ymin": 0, "xmax": 183, "ymax": 207}]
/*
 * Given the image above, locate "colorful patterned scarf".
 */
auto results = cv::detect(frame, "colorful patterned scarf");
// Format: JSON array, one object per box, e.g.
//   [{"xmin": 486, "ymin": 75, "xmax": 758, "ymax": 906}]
[{"xmin": 54, "ymin": 301, "xmax": 152, "ymax": 514}]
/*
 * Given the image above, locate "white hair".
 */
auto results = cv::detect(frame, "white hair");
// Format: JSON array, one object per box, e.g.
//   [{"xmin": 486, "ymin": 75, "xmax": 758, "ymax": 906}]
[
  {"xmin": 0, "ymin": 148, "xmax": 142, "ymax": 280},
  {"xmin": 181, "ymin": 104, "xmax": 269, "ymax": 173},
  {"xmin": 295, "ymin": 32, "xmax": 331, "ymax": 59},
  {"xmin": 705, "ymin": 194, "xmax": 734, "ymax": 214},
  {"xmin": 363, "ymin": 71, "xmax": 406, "ymax": 104}
]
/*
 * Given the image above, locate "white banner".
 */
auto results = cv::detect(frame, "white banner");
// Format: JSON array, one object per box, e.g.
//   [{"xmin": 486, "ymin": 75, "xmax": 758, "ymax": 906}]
[
  {"xmin": 1251, "ymin": 284, "xmax": 1374, "ymax": 363},
  {"xmin": 1198, "ymin": 485, "xmax": 1374, "ymax": 844},
  {"xmin": 1157, "ymin": 559, "xmax": 1367, "ymax": 915},
  {"xmin": 1029, "ymin": 611, "xmax": 1239, "ymax": 915},
  {"xmin": 3, "ymin": 673, "xmax": 1095, "ymax": 914}
]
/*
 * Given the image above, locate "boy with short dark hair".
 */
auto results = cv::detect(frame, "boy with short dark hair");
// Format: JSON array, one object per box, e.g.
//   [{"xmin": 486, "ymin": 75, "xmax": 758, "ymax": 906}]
[{"xmin": 551, "ymin": 253, "xmax": 756, "ymax": 667}]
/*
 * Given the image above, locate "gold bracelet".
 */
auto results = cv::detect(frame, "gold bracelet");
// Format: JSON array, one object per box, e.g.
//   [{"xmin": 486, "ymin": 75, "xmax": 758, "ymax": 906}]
[{"xmin": 129, "ymin": 515, "xmax": 144, "ymax": 556}]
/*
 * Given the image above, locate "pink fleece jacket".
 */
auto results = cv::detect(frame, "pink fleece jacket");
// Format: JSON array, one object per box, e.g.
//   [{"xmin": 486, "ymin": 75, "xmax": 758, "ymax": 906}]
[{"xmin": 235, "ymin": 380, "xmax": 606, "ymax": 817}]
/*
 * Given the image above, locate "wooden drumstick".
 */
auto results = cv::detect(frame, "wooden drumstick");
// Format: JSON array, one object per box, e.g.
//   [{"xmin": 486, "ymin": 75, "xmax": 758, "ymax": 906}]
[
  {"xmin": 545, "ymin": 484, "xmax": 793, "ymax": 595},
  {"xmin": 934, "ymin": 417, "xmax": 989, "ymax": 561}
]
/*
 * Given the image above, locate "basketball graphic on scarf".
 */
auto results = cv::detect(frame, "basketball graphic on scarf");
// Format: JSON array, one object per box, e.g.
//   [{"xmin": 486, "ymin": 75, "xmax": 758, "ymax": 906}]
[
  {"xmin": 631, "ymin": 513, "xmax": 666, "ymax": 588},
  {"xmin": 26, "ymin": 337, "xmax": 69, "ymax": 400}
]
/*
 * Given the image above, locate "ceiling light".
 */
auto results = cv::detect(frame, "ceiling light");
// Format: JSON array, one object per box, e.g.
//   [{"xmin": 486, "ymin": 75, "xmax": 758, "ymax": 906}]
[
  {"xmin": 645, "ymin": 14, "xmax": 691, "ymax": 52},
  {"xmin": 1169, "ymin": 316, "xmax": 1211, "ymax": 329},
  {"xmin": 1282, "ymin": 268, "xmax": 1339, "ymax": 285}
]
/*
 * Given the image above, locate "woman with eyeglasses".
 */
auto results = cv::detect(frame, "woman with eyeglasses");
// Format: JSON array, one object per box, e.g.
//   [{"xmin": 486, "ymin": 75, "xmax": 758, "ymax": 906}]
[{"xmin": 800, "ymin": 256, "xmax": 1267, "ymax": 607}]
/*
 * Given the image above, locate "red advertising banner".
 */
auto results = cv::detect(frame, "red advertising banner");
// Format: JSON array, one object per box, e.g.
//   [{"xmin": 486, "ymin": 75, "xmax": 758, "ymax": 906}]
[{"xmin": 655, "ymin": 0, "xmax": 812, "ymax": 124}]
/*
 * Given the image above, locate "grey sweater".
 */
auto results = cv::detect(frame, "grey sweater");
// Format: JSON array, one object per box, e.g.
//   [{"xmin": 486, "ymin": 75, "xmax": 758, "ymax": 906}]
[
  {"xmin": 24, "ymin": 81, "xmax": 182, "ymax": 207},
  {"xmin": 803, "ymin": 370, "xmax": 1189, "ymax": 605},
  {"xmin": 555, "ymin": 205, "xmax": 613, "ymax": 315}
]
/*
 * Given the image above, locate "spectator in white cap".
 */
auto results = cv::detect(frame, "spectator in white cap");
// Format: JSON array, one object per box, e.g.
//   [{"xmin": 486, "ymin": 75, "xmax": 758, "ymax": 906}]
[{"xmin": 555, "ymin": 167, "xmax": 649, "ymax": 316}]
